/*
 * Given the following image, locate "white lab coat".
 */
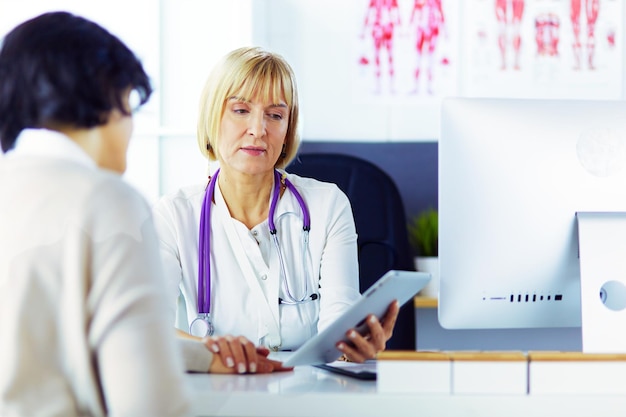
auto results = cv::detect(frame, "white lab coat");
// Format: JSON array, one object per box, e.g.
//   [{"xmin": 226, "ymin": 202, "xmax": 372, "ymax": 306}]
[
  {"xmin": 153, "ymin": 171, "xmax": 361, "ymax": 350},
  {"xmin": 0, "ymin": 129, "xmax": 193, "ymax": 416}
]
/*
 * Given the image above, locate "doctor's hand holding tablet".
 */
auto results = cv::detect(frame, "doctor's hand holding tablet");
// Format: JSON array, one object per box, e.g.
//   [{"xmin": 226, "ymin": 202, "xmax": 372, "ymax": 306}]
[{"xmin": 153, "ymin": 46, "xmax": 400, "ymax": 367}]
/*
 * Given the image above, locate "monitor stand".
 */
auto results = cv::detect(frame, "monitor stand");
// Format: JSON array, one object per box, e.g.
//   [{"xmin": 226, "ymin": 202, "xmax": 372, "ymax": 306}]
[{"xmin": 577, "ymin": 212, "xmax": 626, "ymax": 352}]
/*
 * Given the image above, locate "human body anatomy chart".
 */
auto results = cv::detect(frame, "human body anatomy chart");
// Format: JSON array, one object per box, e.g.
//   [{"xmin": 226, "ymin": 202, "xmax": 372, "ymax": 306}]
[
  {"xmin": 460, "ymin": 0, "xmax": 621, "ymax": 99},
  {"xmin": 356, "ymin": 0, "xmax": 621, "ymax": 101}
]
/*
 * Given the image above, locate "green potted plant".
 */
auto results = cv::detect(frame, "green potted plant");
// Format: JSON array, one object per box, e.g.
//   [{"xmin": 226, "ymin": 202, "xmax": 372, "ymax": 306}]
[
  {"xmin": 408, "ymin": 208, "xmax": 438, "ymax": 258},
  {"xmin": 407, "ymin": 208, "xmax": 439, "ymax": 297}
]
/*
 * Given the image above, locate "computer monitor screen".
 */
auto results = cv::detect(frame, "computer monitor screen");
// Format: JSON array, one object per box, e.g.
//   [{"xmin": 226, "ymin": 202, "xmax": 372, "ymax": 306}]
[{"xmin": 438, "ymin": 97, "xmax": 626, "ymax": 330}]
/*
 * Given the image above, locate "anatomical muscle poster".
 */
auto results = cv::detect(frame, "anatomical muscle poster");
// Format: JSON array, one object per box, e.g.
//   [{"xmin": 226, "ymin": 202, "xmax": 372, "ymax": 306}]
[{"xmin": 460, "ymin": 0, "xmax": 622, "ymax": 99}]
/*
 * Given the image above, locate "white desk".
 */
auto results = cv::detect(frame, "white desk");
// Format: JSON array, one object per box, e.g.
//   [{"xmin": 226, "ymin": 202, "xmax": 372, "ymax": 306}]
[{"xmin": 186, "ymin": 364, "xmax": 626, "ymax": 417}]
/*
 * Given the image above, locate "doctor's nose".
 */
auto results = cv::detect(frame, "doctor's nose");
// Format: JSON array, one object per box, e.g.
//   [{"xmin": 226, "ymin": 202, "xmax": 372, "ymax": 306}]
[{"xmin": 247, "ymin": 112, "xmax": 266, "ymax": 138}]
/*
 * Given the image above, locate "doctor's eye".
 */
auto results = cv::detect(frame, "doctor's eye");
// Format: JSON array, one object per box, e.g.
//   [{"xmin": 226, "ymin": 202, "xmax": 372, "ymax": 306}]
[{"xmin": 267, "ymin": 112, "xmax": 284, "ymax": 121}]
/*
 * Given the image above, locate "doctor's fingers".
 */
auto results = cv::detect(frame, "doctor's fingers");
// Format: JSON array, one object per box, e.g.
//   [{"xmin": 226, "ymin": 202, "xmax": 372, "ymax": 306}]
[
  {"xmin": 214, "ymin": 335, "xmax": 258, "ymax": 373},
  {"xmin": 255, "ymin": 345, "xmax": 271, "ymax": 357},
  {"xmin": 336, "ymin": 338, "xmax": 369, "ymax": 363},
  {"xmin": 202, "ymin": 337, "xmax": 221, "ymax": 354},
  {"xmin": 380, "ymin": 300, "xmax": 400, "ymax": 340},
  {"xmin": 256, "ymin": 357, "xmax": 294, "ymax": 374},
  {"xmin": 337, "ymin": 329, "xmax": 377, "ymax": 363},
  {"xmin": 364, "ymin": 314, "xmax": 388, "ymax": 352}
]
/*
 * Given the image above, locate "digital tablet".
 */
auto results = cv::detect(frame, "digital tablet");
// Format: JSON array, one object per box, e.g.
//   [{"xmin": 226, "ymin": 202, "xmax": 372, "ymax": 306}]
[
  {"xmin": 282, "ymin": 270, "xmax": 430, "ymax": 367},
  {"xmin": 314, "ymin": 361, "xmax": 378, "ymax": 380}
]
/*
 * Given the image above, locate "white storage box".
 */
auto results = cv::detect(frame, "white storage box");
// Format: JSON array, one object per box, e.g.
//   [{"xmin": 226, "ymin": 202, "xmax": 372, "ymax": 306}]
[{"xmin": 377, "ymin": 351, "xmax": 451, "ymax": 394}]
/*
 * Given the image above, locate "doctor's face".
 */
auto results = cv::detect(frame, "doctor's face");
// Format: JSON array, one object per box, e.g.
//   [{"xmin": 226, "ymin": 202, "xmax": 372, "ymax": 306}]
[{"xmin": 217, "ymin": 93, "xmax": 289, "ymax": 177}]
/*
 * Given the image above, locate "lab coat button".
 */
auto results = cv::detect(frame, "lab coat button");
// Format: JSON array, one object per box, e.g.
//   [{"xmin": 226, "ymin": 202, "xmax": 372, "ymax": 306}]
[{"xmin": 261, "ymin": 274, "xmax": 267, "ymax": 280}]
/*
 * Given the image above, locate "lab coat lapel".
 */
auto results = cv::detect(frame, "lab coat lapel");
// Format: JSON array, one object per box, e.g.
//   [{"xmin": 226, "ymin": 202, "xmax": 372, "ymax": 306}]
[{"xmin": 214, "ymin": 188, "xmax": 282, "ymax": 348}]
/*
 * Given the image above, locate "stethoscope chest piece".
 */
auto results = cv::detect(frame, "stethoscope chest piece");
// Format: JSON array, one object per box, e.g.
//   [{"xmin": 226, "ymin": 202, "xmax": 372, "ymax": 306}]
[{"xmin": 190, "ymin": 314, "xmax": 215, "ymax": 338}]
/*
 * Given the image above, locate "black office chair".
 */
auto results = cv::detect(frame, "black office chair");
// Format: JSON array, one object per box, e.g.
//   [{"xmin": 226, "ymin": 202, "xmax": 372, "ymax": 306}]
[{"xmin": 287, "ymin": 152, "xmax": 416, "ymax": 350}]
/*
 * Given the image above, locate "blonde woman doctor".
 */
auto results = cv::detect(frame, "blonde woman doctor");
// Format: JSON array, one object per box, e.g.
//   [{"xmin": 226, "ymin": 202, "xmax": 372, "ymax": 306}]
[{"xmin": 153, "ymin": 47, "xmax": 400, "ymax": 362}]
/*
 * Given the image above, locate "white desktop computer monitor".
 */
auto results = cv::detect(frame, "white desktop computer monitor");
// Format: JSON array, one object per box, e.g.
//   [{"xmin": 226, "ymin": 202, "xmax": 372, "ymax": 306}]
[{"xmin": 438, "ymin": 97, "xmax": 626, "ymax": 333}]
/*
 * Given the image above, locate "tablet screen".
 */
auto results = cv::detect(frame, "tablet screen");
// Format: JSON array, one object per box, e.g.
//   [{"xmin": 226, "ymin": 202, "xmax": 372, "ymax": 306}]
[{"xmin": 282, "ymin": 270, "xmax": 430, "ymax": 367}]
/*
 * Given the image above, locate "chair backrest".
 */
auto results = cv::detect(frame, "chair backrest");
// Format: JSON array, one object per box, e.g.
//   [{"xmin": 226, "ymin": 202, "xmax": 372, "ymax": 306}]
[{"xmin": 287, "ymin": 153, "xmax": 415, "ymax": 350}]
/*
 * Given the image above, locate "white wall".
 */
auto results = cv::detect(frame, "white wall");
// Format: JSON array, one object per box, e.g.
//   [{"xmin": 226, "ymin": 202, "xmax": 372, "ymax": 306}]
[
  {"xmin": 2, "ymin": 0, "xmax": 626, "ymax": 202},
  {"xmin": 156, "ymin": 0, "xmax": 254, "ymax": 201},
  {"xmin": 254, "ymin": 0, "xmax": 626, "ymax": 140}
]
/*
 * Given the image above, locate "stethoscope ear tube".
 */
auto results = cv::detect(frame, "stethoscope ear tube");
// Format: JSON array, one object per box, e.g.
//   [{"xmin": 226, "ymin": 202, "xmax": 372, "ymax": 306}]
[{"xmin": 197, "ymin": 171, "xmax": 218, "ymax": 315}]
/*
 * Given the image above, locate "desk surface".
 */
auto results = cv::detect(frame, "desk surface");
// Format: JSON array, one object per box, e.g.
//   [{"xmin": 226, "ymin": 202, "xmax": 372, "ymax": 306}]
[
  {"xmin": 186, "ymin": 364, "xmax": 626, "ymax": 417},
  {"xmin": 414, "ymin": 295, "xmax": 437, "ymax": 308}
]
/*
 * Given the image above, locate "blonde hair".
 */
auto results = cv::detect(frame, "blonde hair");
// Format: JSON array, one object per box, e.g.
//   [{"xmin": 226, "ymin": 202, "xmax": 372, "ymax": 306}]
[{"xmin": 197, "ymin": 46, "xmax": 300, "ymax": 168}]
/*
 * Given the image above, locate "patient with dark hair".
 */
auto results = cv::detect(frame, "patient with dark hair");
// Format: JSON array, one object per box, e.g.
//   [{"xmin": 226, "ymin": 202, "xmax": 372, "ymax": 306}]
[{"xmin": 0, "ymin": 11, "xmax": 282, "ymax": 417}]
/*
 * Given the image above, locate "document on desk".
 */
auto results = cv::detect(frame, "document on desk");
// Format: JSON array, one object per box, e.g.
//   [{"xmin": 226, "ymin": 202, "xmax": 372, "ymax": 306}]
[{"xmin": 313, "ymin": 360, "xmax": 377, "ymax": 380}]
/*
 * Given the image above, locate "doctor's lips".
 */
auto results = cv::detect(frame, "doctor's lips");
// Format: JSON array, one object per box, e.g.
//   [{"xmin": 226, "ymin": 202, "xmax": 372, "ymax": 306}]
[{"xmin": 240, "ymin": 146, "xmax": 266, "ymax": 155}]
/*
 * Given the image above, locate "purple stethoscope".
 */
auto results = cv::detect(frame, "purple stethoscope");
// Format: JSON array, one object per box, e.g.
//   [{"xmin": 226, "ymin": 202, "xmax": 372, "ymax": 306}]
[{"xmin": 189, "ymin": 168, "xmax": 318, "ymax": 338}]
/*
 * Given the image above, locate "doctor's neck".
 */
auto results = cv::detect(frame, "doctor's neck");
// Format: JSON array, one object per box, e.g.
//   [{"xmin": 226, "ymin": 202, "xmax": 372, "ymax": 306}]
[{"xmin": 217, "ymin": 169, "xmax": 275, "ymax": 229}]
